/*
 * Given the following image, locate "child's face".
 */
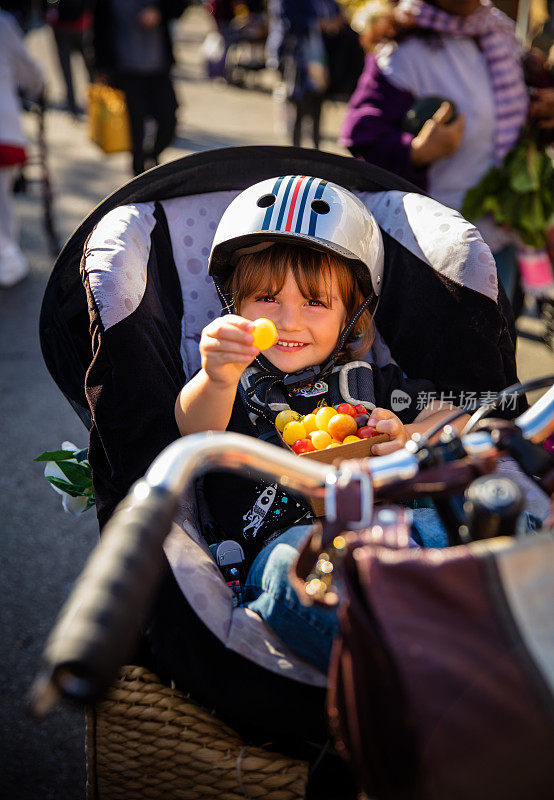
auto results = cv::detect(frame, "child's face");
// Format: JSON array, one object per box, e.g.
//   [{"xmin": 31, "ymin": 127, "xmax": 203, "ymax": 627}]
[{"xmin": 239, "ymin": 268, "xmax": 347, "ymax": 373}]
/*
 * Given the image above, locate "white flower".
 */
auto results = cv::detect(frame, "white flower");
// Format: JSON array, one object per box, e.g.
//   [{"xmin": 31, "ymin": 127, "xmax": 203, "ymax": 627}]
[{"xmin": 39, "ymin": 441, "xmax": 94, "ymax": 516}]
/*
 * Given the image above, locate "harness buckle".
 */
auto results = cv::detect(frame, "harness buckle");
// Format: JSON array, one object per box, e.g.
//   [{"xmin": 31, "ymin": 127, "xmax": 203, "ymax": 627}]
[
  {"xmin": 209, "ymin": 540, "xmax": 246, "ymax": 606},
  {"xmin": 283, "ymin": 366, "xmax": 321, "ymax": 389}
]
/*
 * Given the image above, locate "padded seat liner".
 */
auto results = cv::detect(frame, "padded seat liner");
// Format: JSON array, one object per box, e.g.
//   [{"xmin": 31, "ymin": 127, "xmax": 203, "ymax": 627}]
[{"xmin": 164, "ymin": 504, "xmax": 326, "ymax": 687}]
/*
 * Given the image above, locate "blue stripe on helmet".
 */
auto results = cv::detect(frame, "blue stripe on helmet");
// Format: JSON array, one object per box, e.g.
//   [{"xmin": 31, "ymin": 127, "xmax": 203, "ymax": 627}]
[
  {"xmin": 261, "ymin": 175, "xmax": 286, "ymax": 231},
  {"xmin": 308, "ymin": 180, "xmax": 328, "ymax": 236},
  {"xmin": 294, "ymin": 176, "xmax": 316, "ymax": 233},
  {"xmin": 275, "ymin": 175, "xmax": 297, "ymax": 230}
]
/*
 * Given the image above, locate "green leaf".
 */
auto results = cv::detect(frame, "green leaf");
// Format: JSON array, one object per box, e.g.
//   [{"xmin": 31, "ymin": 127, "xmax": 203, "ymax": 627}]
[
  {"xmin": 462, "ymin": 128, "xmax": 554, "ymax": 245},
  {"xmin": 509, "ymin": 146, "xmax": 538, "ymax": 193},
  {"xmin": 56, "ymin": 460, "xmax": 93, "ymax": 487},
  {"xmin": 45, "ymin": 476, "xmax": 89, "ymax": 497},
  {"xmin": 462, "ymin": 166, "xmax": 503, "ymax": 221},
  {"xmin": 526, "ymin": 193, "xmax": 547, "ymax": 230},
  {"xmin": 510, "ymin": 170, "xmax": 537, "ymax": 193},
  {"xmin": 540, "ymin": 157, "xmax": 554, "ymax": 185},
  {"xmin": 481, "ymin": 194, "xmax": 502, "ymax": 218},
  {"xmin": 527, "ymin": 139, "xmax": 542, "ymax": 181},
  {"xmin": 518, "ymin": 228, "xmax": 545, "ymax": 249},
  {"xmin": 34, "ymin": 449, "xmax": 79, "ymax": 463}
]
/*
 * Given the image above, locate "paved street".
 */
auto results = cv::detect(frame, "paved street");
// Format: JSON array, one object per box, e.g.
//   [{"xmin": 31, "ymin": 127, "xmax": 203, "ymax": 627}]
[{"xmin": 1, "ymin": 6, "xmax": 553, "ymax": 799}]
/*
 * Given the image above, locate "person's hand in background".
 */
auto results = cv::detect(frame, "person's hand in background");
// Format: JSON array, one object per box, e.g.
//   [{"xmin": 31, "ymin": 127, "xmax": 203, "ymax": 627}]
[{"xmin": 410, "ymin": 101, "xmax": 465, "ymax": 166}]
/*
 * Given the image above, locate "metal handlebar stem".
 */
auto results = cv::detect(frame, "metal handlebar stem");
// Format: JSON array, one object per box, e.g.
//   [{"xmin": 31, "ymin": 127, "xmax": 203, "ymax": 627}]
[{"xmin": 146, "ymin": 431, "xmax": 331, "ymax": 499}]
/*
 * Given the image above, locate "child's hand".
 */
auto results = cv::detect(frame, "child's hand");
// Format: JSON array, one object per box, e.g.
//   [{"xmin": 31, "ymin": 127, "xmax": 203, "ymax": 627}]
[
  {"xmin": 367, "ymin": 407, "xmax": 407, "ymax": 455},
  {"xmin": 200, "ymin": 315, "xmax": 259, "ymax": 387}
]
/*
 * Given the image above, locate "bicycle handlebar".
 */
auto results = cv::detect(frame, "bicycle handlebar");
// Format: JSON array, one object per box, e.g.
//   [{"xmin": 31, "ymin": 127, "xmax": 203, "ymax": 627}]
[{"xmin": 29, "ymin": 385, "xmax": 554, "ymax": 713}]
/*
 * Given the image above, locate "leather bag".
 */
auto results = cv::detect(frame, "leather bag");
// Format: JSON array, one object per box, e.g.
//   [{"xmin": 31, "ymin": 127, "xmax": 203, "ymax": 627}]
[{"xmin": 324, "ymin": 530, "xmax": 554, "ymax": 800}]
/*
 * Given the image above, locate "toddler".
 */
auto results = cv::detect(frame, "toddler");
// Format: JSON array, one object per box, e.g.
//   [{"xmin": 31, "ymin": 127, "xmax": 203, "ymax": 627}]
[{"xmin": 175, "ymin": 175, "xmax": 467, "ymax": 670}]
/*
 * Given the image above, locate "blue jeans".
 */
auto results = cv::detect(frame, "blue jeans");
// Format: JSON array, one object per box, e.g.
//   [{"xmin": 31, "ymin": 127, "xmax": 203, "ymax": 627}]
[
  {"xmin": 244, "ymin": 505, "xmax": 542, "ymax": 672},
  {"xmin": 244, "ymin": 509, "xmax": 450, "ymax": 673},
  {"xmin": 410, "ymin": 507, "xmax": 449, "ymax": 548},
  {"xmin": 245, "ymin": 524, "xmax": 338, "ymax": 673}
]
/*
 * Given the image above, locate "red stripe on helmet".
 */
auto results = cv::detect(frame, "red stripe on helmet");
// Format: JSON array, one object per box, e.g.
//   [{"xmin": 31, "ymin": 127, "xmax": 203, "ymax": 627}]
[{"xmin": 284, "ymin": 176, "xmax": 306, "ymax": 232}]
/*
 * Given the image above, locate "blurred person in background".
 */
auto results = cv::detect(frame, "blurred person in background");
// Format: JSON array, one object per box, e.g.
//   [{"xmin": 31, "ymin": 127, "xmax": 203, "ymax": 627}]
[
  {"xmin": 93, "ymin": 0, "xmax": 189, "ymax": 175},
  {"xmin": 321, "ymin": 1, "xmax": 364, "ymax": 101},
  {"xmin": 44, "ymin": 0, "xmax": 94, "ymax": 118},
  {"xmin": 340, "ymin": 0, "xmax": 528, "ymax": 306},
  {"xmin": 266, "ymin": 0, "xmax": 329, "ymax": 148},
  {"xmin": 0, "ymin": 1, "xmax": 44, "ymax": 288},
  {"xmin": 206, "ymin": 0, "xmax": 236, "ymax": 47},
  {"xmin": 267, "ymin": 0, "xmax": 356, "ymax": 148},
  {"xmin": 349, "ymin": 0, "xmax": 396, "ymax": 52}
]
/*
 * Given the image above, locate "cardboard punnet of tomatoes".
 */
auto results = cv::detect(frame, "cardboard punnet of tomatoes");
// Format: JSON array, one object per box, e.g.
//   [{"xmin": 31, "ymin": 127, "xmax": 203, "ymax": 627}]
[
  {"xmin": 275, "ymin": 403, "xmax": 389, "ymax": 465},
  {"xmin": 249, "ymin": 318, "xmax": 389, "ymax": 464}
]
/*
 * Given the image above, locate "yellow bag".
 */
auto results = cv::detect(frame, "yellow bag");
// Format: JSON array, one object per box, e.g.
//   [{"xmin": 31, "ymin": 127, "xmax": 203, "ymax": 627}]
[{"xmin": 87, "ymin": 84, "xmax": 131, "ymax": 154}]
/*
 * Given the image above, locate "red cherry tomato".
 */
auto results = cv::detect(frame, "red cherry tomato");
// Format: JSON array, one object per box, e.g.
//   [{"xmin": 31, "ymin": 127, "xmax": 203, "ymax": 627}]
[
  {"xmin": 291, "ymin": 438, "xmax": 317, "ymax": 454},
  {"xmin": 354, "ymin": 413, "xmax": 369, "ymax": 428},
  {"xmin": 354, "ymin": 404, "xmax": 367, "ymax": 414},
  {"xmin": 336, "ymin": 402, "xmax": 356, "ymax": 417},
  {"xmin": 358, "ymin": 426, "xmax": 381, "ymax": 439}
]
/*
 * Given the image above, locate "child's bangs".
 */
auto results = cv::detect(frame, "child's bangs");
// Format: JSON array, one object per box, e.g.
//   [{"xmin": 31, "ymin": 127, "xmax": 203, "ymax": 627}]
[
  {"xmin": 227, "ymin": 247, "xmax": 283, "ymax": 305},
  {"xmin": 230, "ymin": 243, "xmax": 348, "ymax": 308},
  {"xmin": 291, "ymin": 249, "xmax": 336, "ymax": 306}
]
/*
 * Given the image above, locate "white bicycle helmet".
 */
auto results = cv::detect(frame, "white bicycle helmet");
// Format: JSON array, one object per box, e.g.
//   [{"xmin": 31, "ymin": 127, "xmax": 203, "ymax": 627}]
[{"xmin": 209, "ymin": 175, "xmax": 384, "ymax": 311}]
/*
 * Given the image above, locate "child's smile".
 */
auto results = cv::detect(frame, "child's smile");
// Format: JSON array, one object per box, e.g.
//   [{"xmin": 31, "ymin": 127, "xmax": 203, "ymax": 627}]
[
  {"xmin": 239, "ymin": 269, "xmax": 346, "ymax": 373},
  {"xmin": 275, "ymin": 340, "xmax": 308, "ymax": 350}
]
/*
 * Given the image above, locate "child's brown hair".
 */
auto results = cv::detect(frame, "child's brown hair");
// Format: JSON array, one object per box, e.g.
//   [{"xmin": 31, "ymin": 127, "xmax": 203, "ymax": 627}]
[{"xmin": 226, "ymin": 242, "xmax": 374, "ymax": 360}]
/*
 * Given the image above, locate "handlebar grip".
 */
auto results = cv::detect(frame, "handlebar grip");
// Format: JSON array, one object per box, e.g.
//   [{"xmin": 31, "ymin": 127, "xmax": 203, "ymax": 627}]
[{"xmin": 36, "ymin": 481, "xmax": 175, "ymax": 705}]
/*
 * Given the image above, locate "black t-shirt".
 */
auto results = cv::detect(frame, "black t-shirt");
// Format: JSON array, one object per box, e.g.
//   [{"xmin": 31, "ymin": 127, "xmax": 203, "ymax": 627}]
[
  {"xmin": 202, "ymin": 361, "xmax": 435, "ymax": 563},
  {"xmin": 201, "ymin": 399, "xmax": 313, "ymax": 564}
]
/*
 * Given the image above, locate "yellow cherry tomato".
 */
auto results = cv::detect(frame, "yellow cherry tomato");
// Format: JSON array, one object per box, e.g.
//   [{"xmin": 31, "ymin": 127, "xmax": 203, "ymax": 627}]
[
  {"xmin": 275, "ymin": 409, "xmax": 303, "ymax": 432},
  {"xmin": 326, "ymin": 442, "xmax": 342, "ymax": 448},
  {"xmin": 302, "ymin": 413, "xmax": 317, "ymax": 434},
  {"xmin": 311, "ymin": 430, "xmax": 332, "ymax": 450},
  {"xmin": 343, "ymin": 435, "xmax": 362, "ymax": 444},
  {"xmin": 315, "ymin": 406, "xmax": 336, "ymax": 432},
  {"xmin": 283, "ymin": 420, "xmax": 307, "ymax": 445},
  {"xmin": 252, "ymin": 318, "xmax": 278, "ymax": 350}
]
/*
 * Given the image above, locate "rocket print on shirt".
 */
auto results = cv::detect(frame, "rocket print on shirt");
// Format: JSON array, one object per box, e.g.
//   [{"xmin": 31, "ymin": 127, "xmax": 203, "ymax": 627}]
[
  {"xmin": 243, "ymin": 484, "xmax": 277, "ymax": 537},
  {"xmin": 242, "ymin": 483, "xmax": 304, "ymax": 538}
]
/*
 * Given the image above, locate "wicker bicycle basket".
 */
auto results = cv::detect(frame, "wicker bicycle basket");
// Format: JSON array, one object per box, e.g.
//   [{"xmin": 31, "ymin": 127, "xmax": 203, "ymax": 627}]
[{"xmin": 86, "ymin": 665, "xmax": 309, "ymax": 800}]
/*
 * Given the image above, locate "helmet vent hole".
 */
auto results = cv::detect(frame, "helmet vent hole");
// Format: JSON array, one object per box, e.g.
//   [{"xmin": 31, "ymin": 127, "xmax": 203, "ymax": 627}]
[
  {"xmin": 311, "ymin": 199, "xmax": 330, "ymax": 215},
  {"xmin": 257, "ymin": 194, "xmax": 276, "ymax": 208}
]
